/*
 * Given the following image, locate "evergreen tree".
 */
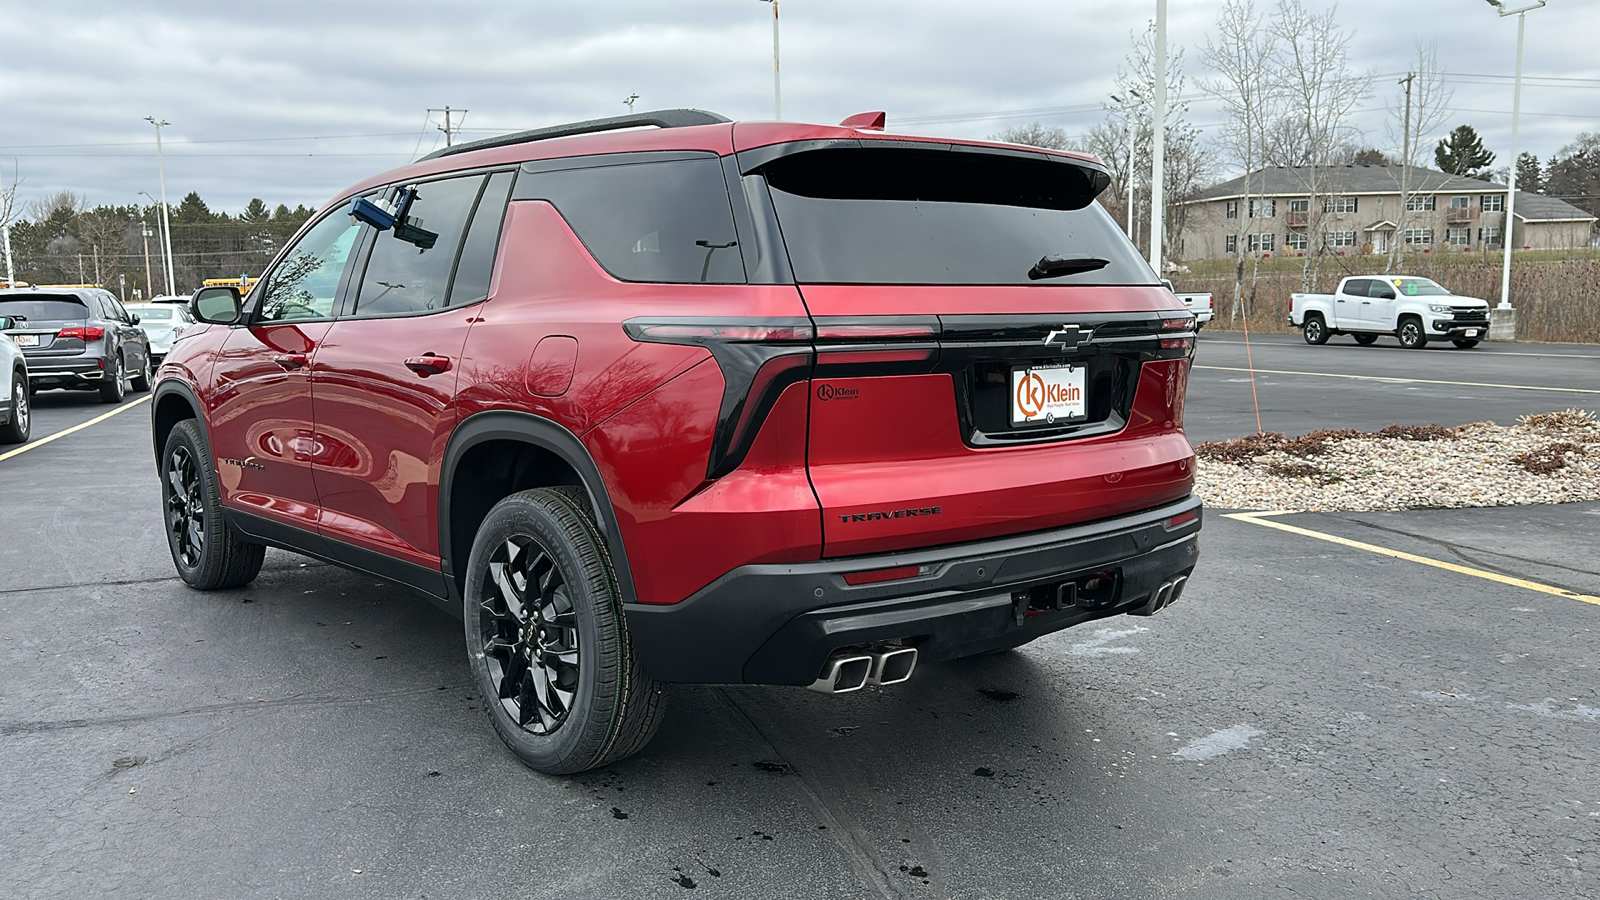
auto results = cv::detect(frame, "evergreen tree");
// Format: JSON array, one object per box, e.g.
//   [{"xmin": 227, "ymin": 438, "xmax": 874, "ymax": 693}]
[
  {"xmin": 1434, "ymin": 125, "xmax": 1495, "ymax": 178},
  {"xmin": 1515, "ymin": 152, "xmax": 1543, "ymax": 193}
]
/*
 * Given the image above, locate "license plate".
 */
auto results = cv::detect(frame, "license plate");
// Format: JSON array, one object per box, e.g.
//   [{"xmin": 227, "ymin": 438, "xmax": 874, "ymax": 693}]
[
  {"xmin": 15, "ymin": 334, "xmax": 39, "ymax": 348},
  {"xmin": 1465, "ymin": 329, "xmax": 1479, "ymax": 337},
  {"xmin": 1011, "ymin": 364, "xmax": 1087, "ymax": 425}
]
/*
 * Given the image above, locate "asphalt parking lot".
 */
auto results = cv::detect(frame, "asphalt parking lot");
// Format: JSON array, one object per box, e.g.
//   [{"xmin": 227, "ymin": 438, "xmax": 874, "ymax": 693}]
[{"xmin": 3, "ymin": 351, "xmax": 1597, "ymax": 899}]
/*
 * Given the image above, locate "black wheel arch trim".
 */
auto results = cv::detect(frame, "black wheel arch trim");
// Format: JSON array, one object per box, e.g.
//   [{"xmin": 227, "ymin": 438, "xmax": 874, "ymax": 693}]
[
  {"xmin": 439, "ymin": 410, "xmax": 638, "ymax": 608},
  {"xmin": 150, "ymin": 379, "xmax": 212, "ymax": 467}
]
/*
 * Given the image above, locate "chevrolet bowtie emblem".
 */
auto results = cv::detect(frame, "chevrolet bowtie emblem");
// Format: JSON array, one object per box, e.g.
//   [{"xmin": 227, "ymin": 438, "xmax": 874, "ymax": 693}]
[{"xmin": 1043, "ymin": 325, "xmax": 1093, "ymax": 348}]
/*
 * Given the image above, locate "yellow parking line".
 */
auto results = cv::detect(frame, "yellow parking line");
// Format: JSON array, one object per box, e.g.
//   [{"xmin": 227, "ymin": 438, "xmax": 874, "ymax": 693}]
[
  {"xmin": 1223, "ymin": 510, "xmax": 1600, "ymax": 606},
  {"xmin": 1194, "ymin": 364, "xmax": 1600, "ymax": 395},
  {"xmin": 0, "ymin": 395, "xmax": 151, "ymax": 463}
]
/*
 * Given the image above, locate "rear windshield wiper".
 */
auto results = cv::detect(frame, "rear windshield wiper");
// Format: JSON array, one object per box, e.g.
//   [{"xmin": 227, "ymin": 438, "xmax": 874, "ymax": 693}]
[{"xmin": 1029, "ymin": 254, "xmax": 1110, "ymax": 281}]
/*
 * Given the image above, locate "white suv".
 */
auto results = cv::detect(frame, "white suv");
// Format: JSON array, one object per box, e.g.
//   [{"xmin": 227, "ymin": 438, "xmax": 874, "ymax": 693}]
[{"xmin": 0, "ymin": 315, "xmax": 29, "ymax": 444}]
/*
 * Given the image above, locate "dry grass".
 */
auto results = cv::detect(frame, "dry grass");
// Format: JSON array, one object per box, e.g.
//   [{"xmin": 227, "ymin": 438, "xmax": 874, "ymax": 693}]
[{"xmin": 1511, "ymin": 442, "xmax": 1588, "ymax": 475}]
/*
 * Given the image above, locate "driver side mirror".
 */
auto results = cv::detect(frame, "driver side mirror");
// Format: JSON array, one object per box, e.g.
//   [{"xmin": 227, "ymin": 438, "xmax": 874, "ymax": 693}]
[
  {"xmin": 193, "ymin": 286, "xmax": 244, "ymax": 325},
  {"xmin": 1377, "ymin": 289, "xmax": 1396, "ymax": 300},
  {"xmin": 0, "ymin": 316, "xmax": 13, "ymax": 330}
]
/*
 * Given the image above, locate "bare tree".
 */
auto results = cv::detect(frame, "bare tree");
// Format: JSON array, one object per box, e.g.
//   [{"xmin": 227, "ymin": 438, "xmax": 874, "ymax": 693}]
[
  {"xmin": 1200, "ymin": 0, "xmax": 1282, "ymax": 323},
  {"xmin": 1267, "ymin": 0, "xmax": 1372, "ymax": 288},
  {"xmin": 990, "ymin": 123, "xmax": 1074, "ymax": 151},
  {"xmin": 0, "ymin": 162, "xmax": 20, "ymax": 286}
]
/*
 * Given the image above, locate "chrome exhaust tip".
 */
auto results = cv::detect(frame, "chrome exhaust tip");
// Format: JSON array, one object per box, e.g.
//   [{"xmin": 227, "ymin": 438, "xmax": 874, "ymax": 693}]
[
  {"xmin": 1165, "ymin": 575, "xmax": 1189, "ymax": 607},
  {"xmin": 807, "ymin": 653, "xmax": 874, "ymax": 694},
  {"xmin": 868, "ymin": 647, "xmax": 918, "ymax": 686}
]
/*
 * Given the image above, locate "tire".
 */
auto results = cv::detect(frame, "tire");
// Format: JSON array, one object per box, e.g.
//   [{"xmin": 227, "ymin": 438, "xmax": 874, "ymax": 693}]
[
  {"xmin": 1353, "ymin": 333, "xmax": 1379, "ymax": 346},
  {"xmin": 129, "ymin": 353, "xmax": 152, "ymax": 392},
  {"xmin": 1452, "ymin": 339, "xmax": 1480, "ymax": 349},
  {"xmin": 99, "ymin": 354, "xmax": 126, "ymax": 403},
  {"xmin": 1397, "ymin": 318, "xmax": 1428, "ymax": 350},
  {"xmin": 1302, "ymin": 314, "xmax": 1329, "ymax": 345},
  {"xmin": 465, "ymin": 486, "xmax": 666, "ymax": 775},
  {"xmin": 0, "ymin": 373, "xmax": 29, "ymax": 444},
  {"xmin": 160, "ymin": 419, "xmax": 266, "ymax": 589}
]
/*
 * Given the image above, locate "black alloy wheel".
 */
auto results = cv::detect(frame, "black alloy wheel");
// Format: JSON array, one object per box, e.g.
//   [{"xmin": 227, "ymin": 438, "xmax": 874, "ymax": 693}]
[
  {"xmin": 1353, "ymin": 333, "xmax": 1379, "ymax": 345},
  {"xmin": 1397, "ymin": 319, "xmax": 1428, "ymax": 349},
  {"xmin": 1302, "ymin": 315, "xmax": 1329, "ymax": 345},
  {"xmin": 0, "ymin": 375, "xmax": 28, "ymax": 444},
  {"xmin": 99, "ymin": 354, "xmax": 126, "ymax": 403},
  {"xmin": 465, "ymin": 487, "xmax": 666, "ymax": 775},
  {"xmin": 159, "ymin": 420, "xmax": 266, "ymax": 589},
  {"xmin": 478, "ymin": 533, "xmax": 583, "ymax": 735}
]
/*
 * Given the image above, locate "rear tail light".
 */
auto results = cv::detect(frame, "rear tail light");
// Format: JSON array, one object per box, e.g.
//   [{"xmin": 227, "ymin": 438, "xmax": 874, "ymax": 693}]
[
  {"xmin": 57, "ymin": 325, "xmax": 106, "ymax": 341},
  {"xmin": 1157, "ymin": 316, "xmax": 1196, "ymax": 358}
]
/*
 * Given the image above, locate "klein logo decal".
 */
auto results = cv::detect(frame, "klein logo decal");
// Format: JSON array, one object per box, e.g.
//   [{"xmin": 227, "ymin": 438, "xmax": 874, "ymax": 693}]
[
  {"xmin": 839, "ymin": 506, "xmax": 941, "ymax": 523},
  {"xmin": 816, "ymin": 383, "xmax": 859, "ymax": 402},
  {"xmin": 1015, "ymin": 374, "xmax": 1081, "ymax": 420},
  {"xmin": 221, "ymin": 456, "xmax": 266, "ymax": 471}
]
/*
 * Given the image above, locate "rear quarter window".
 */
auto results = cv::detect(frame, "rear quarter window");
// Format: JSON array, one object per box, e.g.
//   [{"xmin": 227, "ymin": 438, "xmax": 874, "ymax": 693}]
[
  {"xmin": 758, "ymin": 147, "xmax": 1152, "ymax": 286},
  {"xmin": 514, "ymin": 157, "xmax": 745, "ymax": 284}
]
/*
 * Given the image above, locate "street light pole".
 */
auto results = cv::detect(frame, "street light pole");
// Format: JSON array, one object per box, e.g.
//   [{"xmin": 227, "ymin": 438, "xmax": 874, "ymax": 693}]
[
  {"xmin": 759, "ymin": 0, "xmax": 781, "ymax": 119},
  {"xmin": 144, "ymin": 117, "xmax": 177, "ymax": 296},
  {"xmin": 1111, "ymin": 91, "xmax": 1142, "ymax": 242},
  {"xmin": 141, "ymin": 223, "xmax": 154, "ymax": 300},
  {"xmin": 1488, "ymin": 0, "xmax": 1544, "ymax": 338},
  {"xmin": 1148, "ymin": 0, "xmax": 1167, "ymax": 275},
  {"xmin": 139, "ymin": 191, "xmax": 168, "ymax": 298}
]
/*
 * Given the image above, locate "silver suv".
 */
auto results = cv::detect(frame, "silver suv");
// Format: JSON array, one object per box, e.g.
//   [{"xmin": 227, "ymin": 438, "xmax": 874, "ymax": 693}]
[
  {"xmin": 0, "ymin": 315, "xmax": 28, "ymax": 443},
  {"xmin": 0, "ymin": 288, "xmax": 153, "ymax": 403}
]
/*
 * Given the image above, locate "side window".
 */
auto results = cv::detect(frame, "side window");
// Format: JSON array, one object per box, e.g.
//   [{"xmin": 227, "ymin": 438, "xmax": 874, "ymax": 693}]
[
  {"xmin": 517, "ymin": 157, "xmax": 744, "ymax": 284},
  {"xmin": 448, "ymin": 171, "xmax": 516, "ymax": 307},
  {"xmin": 1370, "ymin": 280, "xmax": 1396, "ymax": 299},
  {"xmin": 353, "ymin": 175, "xmax": 485, "ymax": 316},
  {"xmin": 257, "ymin": 202, "xmax": 364, "ymax": 323},
  {"xmin": 1340, "ymin": 279, "xmax": 1368, "ymax": 296},
  {"xmin": 111, "ymin": 297, "xmax": 132, "ymax": 323}
]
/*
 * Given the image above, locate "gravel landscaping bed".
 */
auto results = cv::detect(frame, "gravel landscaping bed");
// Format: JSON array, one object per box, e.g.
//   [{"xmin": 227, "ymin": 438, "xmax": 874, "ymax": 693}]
[{"xmin": 1194, "ymin": 409, "xmax": 1600, "ymax": 512}]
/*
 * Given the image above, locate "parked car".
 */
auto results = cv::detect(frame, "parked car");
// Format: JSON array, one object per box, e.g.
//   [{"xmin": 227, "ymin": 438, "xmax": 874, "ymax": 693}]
[
  {"xmin": 1162, "ymin": 279, "xmax": 1214, "ymax": 329},
  {"xmin": 1288, "ymin": 275, "xmax": 1491, "ymax": 349},
  {"xmin": 0, "ymin": 288, "xmax": 153, "ymax": 402},
  {"xmin": 126, "ymin": 302, "xmax": 196, "ymax": 358},
  {"xmin": 0, "ymin": 315, "xmax": 29, "ymax": 444},
  {"xmin": 153, "ymin": 108, "xmax": 1202, "ymax": 774}
]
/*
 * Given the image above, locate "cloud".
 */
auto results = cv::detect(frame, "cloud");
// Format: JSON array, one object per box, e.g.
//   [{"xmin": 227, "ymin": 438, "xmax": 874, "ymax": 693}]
[{"xmin": 2, "ymin": 0, "xmax": 1595, "ymax": 214}]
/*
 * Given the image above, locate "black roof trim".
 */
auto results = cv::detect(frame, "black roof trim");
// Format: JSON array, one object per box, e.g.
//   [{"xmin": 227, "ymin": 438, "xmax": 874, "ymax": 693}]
[{"xmin": 419, "ymin": 108, "xmax": 731, "ymax": 161}]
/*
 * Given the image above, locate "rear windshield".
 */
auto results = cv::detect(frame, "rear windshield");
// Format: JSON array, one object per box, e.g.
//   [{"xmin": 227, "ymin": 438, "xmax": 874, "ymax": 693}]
[
  {"xmin": 0, "ymin": 297, "xmax": 89, "ymax": 321},
  {"xmin": 133, "ymin": 307, "xmax": 173, "ymax": 320},
  {"xmin": 759, "ymin": 148, "xmax": 1154, "ymax": 285}
]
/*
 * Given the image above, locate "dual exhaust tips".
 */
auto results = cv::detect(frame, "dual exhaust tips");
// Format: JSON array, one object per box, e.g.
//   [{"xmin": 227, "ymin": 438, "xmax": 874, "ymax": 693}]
[
  {"xmin": 807, "ymin": 647, "xmax": 918, "ymax": 694},
  {"xmin": 1129, "ymin": 574, "xmax": 1189, "ymax": 617}
]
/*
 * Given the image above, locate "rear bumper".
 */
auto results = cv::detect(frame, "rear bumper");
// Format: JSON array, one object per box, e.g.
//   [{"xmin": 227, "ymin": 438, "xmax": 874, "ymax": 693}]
[
  {"xmin": 625, "ymin": 496, "xmax": 1202, "ymax": 685},
  {"xmin": 26, "ymin": 358, "xmax": 106, "ymax": 387}
]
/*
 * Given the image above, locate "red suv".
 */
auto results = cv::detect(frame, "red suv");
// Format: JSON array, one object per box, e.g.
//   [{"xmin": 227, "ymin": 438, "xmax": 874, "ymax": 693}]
[{"xmin": 154, "ymin": 109, "xmax": 1200, "ymax": 774}]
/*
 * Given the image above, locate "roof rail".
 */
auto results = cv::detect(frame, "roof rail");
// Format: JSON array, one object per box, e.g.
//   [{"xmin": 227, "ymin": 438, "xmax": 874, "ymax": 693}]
[{"xmin": 419, "ymin": 108, "xmax": 732, "ymax": 161}]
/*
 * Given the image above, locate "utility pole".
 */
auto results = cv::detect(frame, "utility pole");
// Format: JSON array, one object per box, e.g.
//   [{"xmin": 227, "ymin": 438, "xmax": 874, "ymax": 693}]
[
  {"xmin": 758, "ymin": 0, "xmax": 781, "ymax": 119},
  {"xmin": 430, "ymin": 106, "xmax": 468, "ymax": 147},
  {"xmin": 144, "ymin": 117, "xmax": 176, "ymax": 296},
  {"xmin": 1394, "ymin": 72, "xmax": 1415, "ymax": 269},
  {"xmin": 624, "ymin": 94, "xmax": 640, "ymax": 113},
  {"xmin": 1148, "ymin": 0, "xmax": 1167, "ymax": 275}
]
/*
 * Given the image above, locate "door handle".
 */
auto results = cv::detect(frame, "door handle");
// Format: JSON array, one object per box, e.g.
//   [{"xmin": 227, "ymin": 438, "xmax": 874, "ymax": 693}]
[
  {"xmin": 1361, "ymin": 301, "xmax": 1371, "ymax": 305},
  {"xmin": 273, "ymin": 353, "xmax": 309, "ymax": 370},
  {"xmin": 404, "ymin": 354, "xmax": 452, "ymax": 377}
]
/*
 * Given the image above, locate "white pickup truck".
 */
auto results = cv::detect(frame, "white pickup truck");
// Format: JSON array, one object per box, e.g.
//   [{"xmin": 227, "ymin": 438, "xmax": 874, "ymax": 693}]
[
  {"xmin": 1288, "ymin": 275, "xmax": 1491, "ymax": 349},
  {"xmin": 1162, "ymin": 280, "xmax": 1214, "ymax": 329}
]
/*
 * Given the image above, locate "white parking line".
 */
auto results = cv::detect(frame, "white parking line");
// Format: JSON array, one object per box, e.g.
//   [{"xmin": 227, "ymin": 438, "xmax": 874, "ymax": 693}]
[
  {"xmin": 1193, "ymin": 365, "xmax": 1600, "ymax": 395},
  {"xmin": 0, "ymin": 396, "xmax": 151, "ymax": 463}
]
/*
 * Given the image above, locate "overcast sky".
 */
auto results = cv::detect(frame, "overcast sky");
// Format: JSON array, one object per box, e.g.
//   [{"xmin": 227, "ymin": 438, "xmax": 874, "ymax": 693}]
[{"xmin": 3, "ymin": 0, "xmax": 1597, "ymax": 217}]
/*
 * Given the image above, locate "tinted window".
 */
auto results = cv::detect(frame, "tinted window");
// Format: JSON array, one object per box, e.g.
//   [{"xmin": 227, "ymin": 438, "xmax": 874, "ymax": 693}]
[
  {"xmin": 448, "ymin": 170, "xmax": 515, "ymax": 307},
  {"xmin": 258, "ymin": 202, "xmax": 363, "ymax": 322},
  {"xmin": 519, "ymin": 158, "xmax": 744, "ymax": 284},
  {"xmin": 354, "ymin": 175, "xmax": 485, "ymax": 316},
  {"xmin": 760, "ymin": 148, "xmax": 1149, "ymax": 285},
  {"xmin": 1340, "ymin": 279, "xmax": 1369, "ymax": 296},
  {"xmin": 0, "ymin": 297, "xmax": 90, "ymax": 321}
]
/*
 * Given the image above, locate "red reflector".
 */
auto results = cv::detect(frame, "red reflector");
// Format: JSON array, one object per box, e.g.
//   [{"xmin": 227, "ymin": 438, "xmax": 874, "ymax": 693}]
[
  {"xmin": 1167, "ymin": 509, "xmax": 1198, "ymax": 528},
  {"xmin": 815, "ymin": 348, "xmax": 936, "ymax": 365},
  {"xmin": 843, "ymin": 565, "xmax": 922, "ymax": 586},
  {"xmin": 815, "ymin": 323, "xmax": 938, "ymax": 340}
]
